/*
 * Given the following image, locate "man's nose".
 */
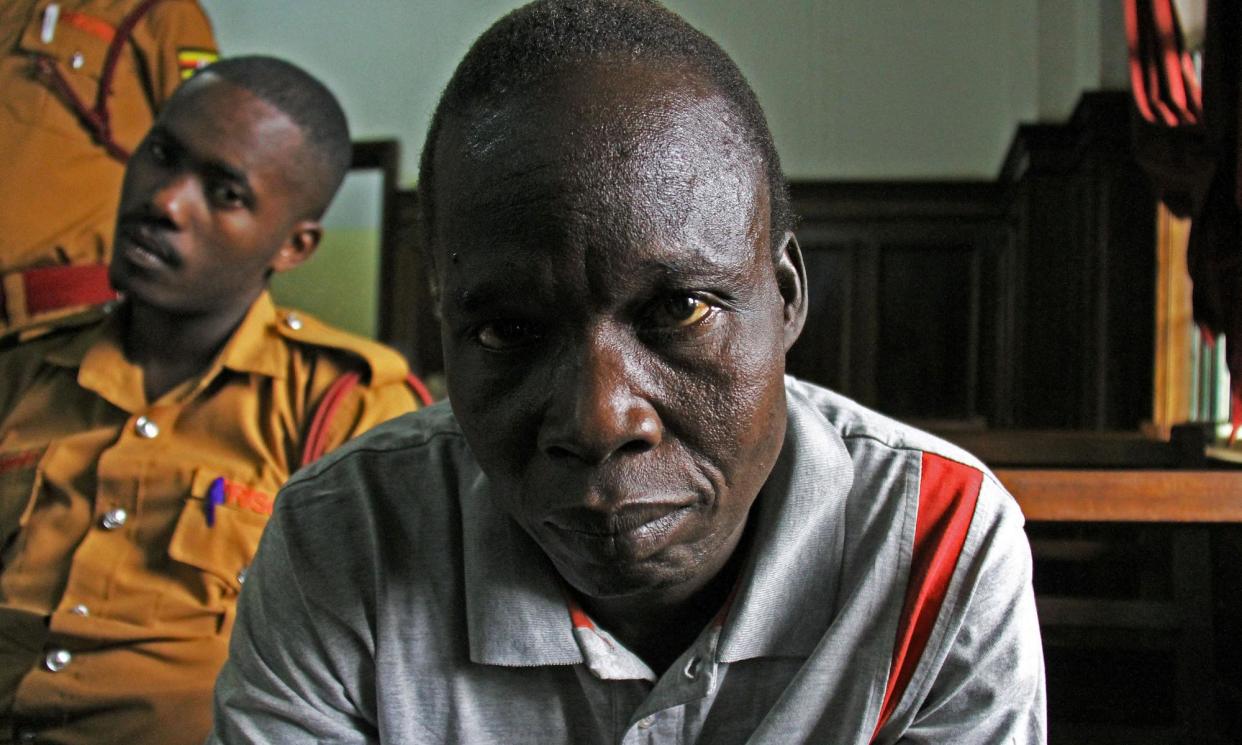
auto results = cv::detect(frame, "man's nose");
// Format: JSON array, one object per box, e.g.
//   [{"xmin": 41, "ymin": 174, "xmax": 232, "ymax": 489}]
[
  {"xmin": 145, "ymin": 173, "xmax": 195, "ymax": 228},
  {"xmin": 539, "ymin": 333, "xmax": 662, "ymax": 465}
]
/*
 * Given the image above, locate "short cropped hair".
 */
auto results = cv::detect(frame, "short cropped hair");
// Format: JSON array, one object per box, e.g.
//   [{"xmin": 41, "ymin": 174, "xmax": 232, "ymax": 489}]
[
  {"xmin": 418, "ymin": 0, "xmax": 793, "ymax": 260},
  {"xmin": 189, "ymin": 55, "xmax": 352, "ymax": 218}
]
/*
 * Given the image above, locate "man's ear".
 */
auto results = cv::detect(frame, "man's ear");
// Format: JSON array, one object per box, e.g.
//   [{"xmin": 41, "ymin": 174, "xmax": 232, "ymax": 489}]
[
  {"xmin": 270, "ymin": 220, "xmax": 322, "ymax": 274},
  {"xmin": 774, "ymin": 230, "xmax": 808, "ymax": 352}
]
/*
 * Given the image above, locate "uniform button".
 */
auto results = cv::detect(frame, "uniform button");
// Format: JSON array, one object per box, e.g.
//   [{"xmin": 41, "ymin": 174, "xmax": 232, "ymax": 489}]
[
  {"xmin": 683, "ymin": 655, "xmax": 701, "ymax": 680},
  {"xmin": 134, "ymin": 415, "xmax": 160, "ymax": 439},
  {"xmin": 284, "ymin": 312, "xmax": 303, "ymax": 331},
  {"xmin": 236, "ymin": 566, "xmax": 248, "ymax": 585},
  {"xmin": 44, "ymin": 648, "xmax": 72, "ymax": 672},
  {"xmin": 70, "ymin": 51, "xmax": 84, "ymax": 69},
  {"xmin": 101, "ymin": 508, "xmax": 128, "ymax": 530},
  {"xmin": 69, "ymin": 604, "xmax": 90, "ymax": 617}
]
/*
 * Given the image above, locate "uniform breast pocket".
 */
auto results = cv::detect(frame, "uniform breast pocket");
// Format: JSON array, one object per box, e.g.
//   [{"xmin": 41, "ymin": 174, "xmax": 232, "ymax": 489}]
[
  {"xmin": 0, "ymin": 447, "xmax": 45, "ymax": 561},
  {"xmin": 13, "ymin": 2, "xmax": 111, "ymax": 133},
  {"xmin": 163, "ymin": 470, "xmax": 274, "ymax": 633}
]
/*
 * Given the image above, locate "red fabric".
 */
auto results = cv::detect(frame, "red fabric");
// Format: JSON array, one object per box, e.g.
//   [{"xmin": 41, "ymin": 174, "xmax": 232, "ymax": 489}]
[
  {"xmin": 405, "ymin": 372, "xmax": 435, "ymax": 407},
  {"xmin": 871, "ymin": 453, "xmax": 982, "ymax": 742},
  {"xmin": 1125, "ymin": 0, "xmax": 1203, "ymax": 126},
  {"xmin": 18, "ymin": 263, "xmax": 117, "ymax": 314},
  {"xmin": 0, "ymin": 449, "xmax": 42, "ymax": 475}
]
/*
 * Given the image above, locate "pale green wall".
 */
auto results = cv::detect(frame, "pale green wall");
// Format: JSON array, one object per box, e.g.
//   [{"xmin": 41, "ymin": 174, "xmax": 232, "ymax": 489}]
[{"xmin": 202, "ymin": 0, "xmax": 1127, "ymax": 335}]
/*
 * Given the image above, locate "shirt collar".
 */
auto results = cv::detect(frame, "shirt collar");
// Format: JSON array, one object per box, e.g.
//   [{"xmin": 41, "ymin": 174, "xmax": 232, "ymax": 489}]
[
  {"xmin": 460, "ymin": 377, "xmax": 857, "ymax": 668},
  {"xmin": 43, "ymin": 292, "xmax": 289, "ymax": 412}
]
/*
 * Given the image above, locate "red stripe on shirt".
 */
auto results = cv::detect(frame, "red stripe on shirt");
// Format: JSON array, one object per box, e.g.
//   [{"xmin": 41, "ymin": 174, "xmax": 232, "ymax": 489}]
[{"xmin": 872, "ymin": 452, "xmax": 982, "ymax": 741}]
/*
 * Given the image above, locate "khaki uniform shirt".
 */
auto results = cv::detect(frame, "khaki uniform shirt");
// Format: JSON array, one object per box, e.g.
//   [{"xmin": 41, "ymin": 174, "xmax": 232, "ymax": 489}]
[
  {"xmin": 0, "ymin": 292, "xmax": 418, "ymax": 745},
  {"xmin": 0, "ymin": 0, "xmax": 217, "ymax": 337}
]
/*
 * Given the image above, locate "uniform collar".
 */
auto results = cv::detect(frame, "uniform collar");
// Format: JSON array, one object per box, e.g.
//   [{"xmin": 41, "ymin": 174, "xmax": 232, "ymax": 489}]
[
  {"xmin": 44, "ymin": 291, "xmax": 289, "ymax": 412},
  {"xmin": 460, "ymin": 377, "xmax": 857, "ymax": 668}
]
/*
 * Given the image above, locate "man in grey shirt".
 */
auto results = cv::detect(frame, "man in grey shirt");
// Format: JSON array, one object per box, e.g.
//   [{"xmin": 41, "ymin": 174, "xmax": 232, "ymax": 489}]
[{"xmin": 210, "ymin": 1, "xmax": 1046, "ymax": 743}]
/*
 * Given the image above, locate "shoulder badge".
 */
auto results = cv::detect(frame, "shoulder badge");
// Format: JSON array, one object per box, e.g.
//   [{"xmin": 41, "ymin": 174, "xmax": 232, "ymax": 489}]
[{"xmin": 177, "ymin": 47, "xmax": 217, "ymax": 80}]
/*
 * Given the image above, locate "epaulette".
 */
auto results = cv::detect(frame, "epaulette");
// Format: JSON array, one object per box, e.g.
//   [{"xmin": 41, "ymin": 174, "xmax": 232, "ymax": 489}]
[
  {"xmin": 7, "ymin": 301, "xmax": 117, "ymax": 347},
  {"xmin": 271, "ymin": 307, "xmax": 409, "ymax": 387}
]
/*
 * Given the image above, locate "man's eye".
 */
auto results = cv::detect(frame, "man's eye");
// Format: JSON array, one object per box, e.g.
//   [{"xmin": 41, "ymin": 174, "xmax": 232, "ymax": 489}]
[
  {"xmin": 148, "ymin": 140, "xmax": 169, "ymax": 164},
  {"xmin": 651, "ymin": 296, "xmax": 712, "ymax": 328},
  {"xmin": 476, "ymin": 320, "xmax": 539, "ymax": 350},
  {"xmin": 210, "ymin": 183, "xmax": 245, "ymax": 207}
]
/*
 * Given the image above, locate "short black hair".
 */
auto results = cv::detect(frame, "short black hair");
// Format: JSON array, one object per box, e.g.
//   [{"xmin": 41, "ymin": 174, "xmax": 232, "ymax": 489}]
[
  {"xmin": 418, "ymin": 0, "xmax": 793, "ymax": 261},
  {"xmin": 186, "ymin": 55, "xmax": 352, "ymax": 218}
]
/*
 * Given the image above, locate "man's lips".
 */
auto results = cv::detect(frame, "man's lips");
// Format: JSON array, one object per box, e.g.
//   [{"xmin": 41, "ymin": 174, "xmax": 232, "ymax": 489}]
[
  {"xmin": 544, "ymin": 503, "xmax": 694, "ymax": 539},
  {"xmin": 116, "ymin": 222, "xmax": 179, "ymax": 268}
]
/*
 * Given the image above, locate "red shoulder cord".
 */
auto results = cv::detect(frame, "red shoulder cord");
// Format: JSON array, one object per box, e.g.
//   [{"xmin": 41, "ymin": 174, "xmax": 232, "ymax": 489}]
[
  {"xmin": 301, "ymin": 371, "xmax": 435, "ymax": 466},
  {"xmin": 33, "ymin": 0, "xmax": 165, "ymax": 162}
]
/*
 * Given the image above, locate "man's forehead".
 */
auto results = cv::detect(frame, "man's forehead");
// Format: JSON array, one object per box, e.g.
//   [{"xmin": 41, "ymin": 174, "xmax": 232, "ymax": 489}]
[
  {"xmin": 447, "ymin": 59, "xmax": 755, "ymax": 177},
  {"xmin": 161, "ymin": 76, "xmax": 303, "ymax": 160}
]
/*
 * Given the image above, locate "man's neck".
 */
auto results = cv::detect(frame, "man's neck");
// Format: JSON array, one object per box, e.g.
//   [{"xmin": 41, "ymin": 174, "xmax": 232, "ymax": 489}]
[
  {"xmin": 121, "ymin": 292, "xmax": 259, "ymax": 403},
  {"xmin": 578, "ymin": 517, "xmax": 753, "ymax": 676}
]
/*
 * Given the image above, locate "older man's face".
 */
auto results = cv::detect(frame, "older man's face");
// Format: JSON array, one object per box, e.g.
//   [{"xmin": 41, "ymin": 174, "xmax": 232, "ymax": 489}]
[{"xmin": 434, "ymin": 62, "xmax": 803, "ymax": 602}]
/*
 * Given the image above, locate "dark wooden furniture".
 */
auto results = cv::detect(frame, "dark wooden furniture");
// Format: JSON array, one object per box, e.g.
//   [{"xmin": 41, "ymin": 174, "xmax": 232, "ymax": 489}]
[
  {"xmin": 940, "ymin": 430, "xmax": 1239, "ymax": 745},
  {"xmin": 786, "ymin": 92, "xmax": 1157, "ymax": 432}
]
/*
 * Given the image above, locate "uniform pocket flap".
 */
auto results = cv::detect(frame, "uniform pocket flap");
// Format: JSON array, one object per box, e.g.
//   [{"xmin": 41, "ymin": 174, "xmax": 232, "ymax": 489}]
[
  {"xmin": 168, "ymin": 473, "xmax": 270, "ymax": 590},
  {"xmin": 19, "ymin": 1, "xmax": 112, "ymax": 80}
]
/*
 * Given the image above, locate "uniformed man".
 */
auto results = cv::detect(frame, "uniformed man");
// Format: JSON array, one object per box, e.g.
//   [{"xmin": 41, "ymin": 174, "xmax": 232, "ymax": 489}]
[
  {"xmin": 0, "ymin": 56, "xmax": 420, "ymax": 744},
  {"xmin": 0, "ymin": 0, "xmax": 218, "ymax": 342}
]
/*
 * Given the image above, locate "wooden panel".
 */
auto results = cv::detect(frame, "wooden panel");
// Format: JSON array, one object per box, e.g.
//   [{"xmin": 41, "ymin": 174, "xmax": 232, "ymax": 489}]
[{"xmin": 996, "ymin": 469, "xmax": 1242, "ymax": 522}]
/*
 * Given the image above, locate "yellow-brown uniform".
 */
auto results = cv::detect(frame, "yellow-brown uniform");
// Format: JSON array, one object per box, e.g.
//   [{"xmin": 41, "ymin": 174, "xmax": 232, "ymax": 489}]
[
  {"xmin": 0, "ymin": 292, "xmax": 419, "ymax": 745},
  {"xmin": 0, "ymin": 0, "xmax": 217, "ymax": 340}
]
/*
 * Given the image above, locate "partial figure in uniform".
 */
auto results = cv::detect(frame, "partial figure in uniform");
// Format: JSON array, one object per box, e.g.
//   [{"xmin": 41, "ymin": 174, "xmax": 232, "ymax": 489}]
[
  {"xmin": 0, "ymin": 0, "xmax": 218, "ymax": 342},
  {"xmin": 0, "ymin": 56, "xmax": 423, "ymax": 745},
  {"xmin": 211, "ymin": 2, "xmax": 1045, "ymax": 744}
]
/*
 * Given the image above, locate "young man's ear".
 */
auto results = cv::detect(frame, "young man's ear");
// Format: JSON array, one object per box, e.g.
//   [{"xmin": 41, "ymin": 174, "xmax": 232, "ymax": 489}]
[
  {"xmin": 775, "ymin": 230, "xmax": 808, "ymax": 352},
  {"xmin": 270, "ymin": 220, "xmax": 323, "ymax": 274}
]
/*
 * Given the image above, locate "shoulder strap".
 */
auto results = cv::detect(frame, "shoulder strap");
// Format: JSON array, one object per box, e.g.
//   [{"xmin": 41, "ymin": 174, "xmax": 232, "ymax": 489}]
[
  {"xmin": 300, "ymin": 371, "xmax": 434, "ymax": 467},
  {"xmin": 870, "ymin": 452, "xmax": 982, "ymax": 742}
]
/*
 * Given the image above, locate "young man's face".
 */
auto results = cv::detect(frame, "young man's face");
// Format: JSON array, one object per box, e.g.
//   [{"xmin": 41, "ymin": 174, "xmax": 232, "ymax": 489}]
[
  {"xmin": 434, "ymin": 62, "xmax": 805, "ymax": 604},
  {"xmin": 110, "ymin": 74, "xmax": 315, "ymax": 315}
]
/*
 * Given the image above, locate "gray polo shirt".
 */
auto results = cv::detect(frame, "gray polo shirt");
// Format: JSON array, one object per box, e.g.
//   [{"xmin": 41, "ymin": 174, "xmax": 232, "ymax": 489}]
[{"xmin": 209, "ymin": 377, "xmax": 1045, "ymax": 744}]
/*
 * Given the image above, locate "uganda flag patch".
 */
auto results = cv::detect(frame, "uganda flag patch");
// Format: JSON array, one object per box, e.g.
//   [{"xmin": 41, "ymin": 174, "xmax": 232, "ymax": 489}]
[{"xmin": 177, "ymin": 48, "xmax": 217, "ymax": 80}]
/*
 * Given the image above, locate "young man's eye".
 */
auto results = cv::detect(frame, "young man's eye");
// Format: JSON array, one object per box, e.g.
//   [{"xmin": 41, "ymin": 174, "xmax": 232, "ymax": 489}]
[
  {"xmin": 209, "ymin": 183, "xmax": 245, "ymax": 207},
  {"xmin": 650, "ymin": 295, "xmax": 712, "ymax": 328},
  {"xmin": 147, "ymin": 140, "xmax": 170, "ymax": 164},
  {"xmin": 476, "ymin": 320, "xmax": 540, "ymax": 350}
]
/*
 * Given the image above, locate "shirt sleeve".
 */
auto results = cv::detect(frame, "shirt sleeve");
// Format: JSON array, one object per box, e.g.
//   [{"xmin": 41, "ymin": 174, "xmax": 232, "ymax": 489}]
[
  {"xmin": 891, "ymin": 478, "xmax": 1047, "ymax": 745},
  {"xmin": 208, "ymin": 487, "xmax": 380, "ymax": 744},
  {"xmin": 136, "ymin": 0, "xmax": 218, "ymax": 110}
]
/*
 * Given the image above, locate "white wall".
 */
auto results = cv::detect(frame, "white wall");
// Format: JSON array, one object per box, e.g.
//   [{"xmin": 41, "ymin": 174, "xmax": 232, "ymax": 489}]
[
  {"xmin": 202, "ymin": 0, "xmax": 1130, "ymax": 335},
  {"xmin": 200, "ymin": 0, "xmax": 1129, "ymax": 182}
]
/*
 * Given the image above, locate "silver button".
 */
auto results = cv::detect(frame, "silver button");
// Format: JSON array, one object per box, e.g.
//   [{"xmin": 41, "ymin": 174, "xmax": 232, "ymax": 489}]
[
  {"xmin": 637, "ymin": 716, "xmax": 654, "ymax": 730},
  {"xmin": 236, "ymin": 566, "xmax": 248, "ymax": 585},
  {"xmin": 683, "ymin": 655, "xmax": 701, "ymax": 680},
  {"xmin": 70, "ymin": 51, "xmax": 84, "ymax": 69},
  {"xmin": 69, "ymin": 604, "xmax": 90, "ymax": 617},
  {"xmin": 44, "ymin": 648, "xmax": 72, "ymax": 672},
  {"xmin": 284, "ymin": 312, "xmax": 303, "ymax": 331},
  {"xmin": 101, "ymin": 508, "xmax": 128, "ymax": 530},
  {"xmin": 134, "ymin": 415, "xmax": 159, "ymax": 439}
]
